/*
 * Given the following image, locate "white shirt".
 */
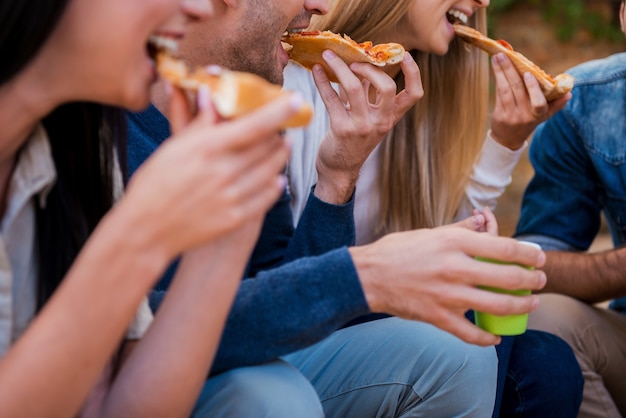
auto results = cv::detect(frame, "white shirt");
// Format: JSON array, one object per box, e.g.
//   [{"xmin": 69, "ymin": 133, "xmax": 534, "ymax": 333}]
[
  {"xmin": 284, "ymin": 63, "xmax": 527, "ymax": 245},
  {"xmin": 0, "ymin": 125, "xmax": 152, "ymax": 357}
]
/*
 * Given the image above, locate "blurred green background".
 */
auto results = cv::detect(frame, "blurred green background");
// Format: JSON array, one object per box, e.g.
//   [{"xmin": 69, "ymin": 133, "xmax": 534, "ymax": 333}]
[{"xmin": 490, "ymin": 0, "xmax": 624, "ymax": 42}]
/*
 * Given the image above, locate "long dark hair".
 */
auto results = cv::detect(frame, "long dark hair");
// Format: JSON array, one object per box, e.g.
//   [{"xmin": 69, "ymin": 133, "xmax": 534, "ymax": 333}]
[
  {"xmin": 0, "ymin": 0, "xmax": 69, "ymax": 85},
  {"xmin": 38, "ymin": 105, "xmax": 127, "ymax": 309},
  {"xmin": 0, "ymin": 0, "xmax": 127, "ymax": 308}
]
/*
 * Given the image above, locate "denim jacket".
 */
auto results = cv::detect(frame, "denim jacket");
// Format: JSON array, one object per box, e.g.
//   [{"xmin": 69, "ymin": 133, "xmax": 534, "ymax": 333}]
[{"xmin": 515, "ymin": 53, "xmax": 626, "ymax": 311}]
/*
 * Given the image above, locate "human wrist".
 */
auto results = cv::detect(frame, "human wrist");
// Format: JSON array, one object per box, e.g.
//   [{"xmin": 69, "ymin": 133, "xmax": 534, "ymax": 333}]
[
  {"xmin": 314, "ymin": 163, "xmax": 358, "ymax": 204},
  {"xmin": 489, "ymin": 129, "xmax": 527, "ymax": 151},
  {"xmin": 348, "ymin": 244, "xmax": 385, "ymax": 312},
  {"xmin": 102, "ymin": 199, "xmax": 173, "ymax": 277}
]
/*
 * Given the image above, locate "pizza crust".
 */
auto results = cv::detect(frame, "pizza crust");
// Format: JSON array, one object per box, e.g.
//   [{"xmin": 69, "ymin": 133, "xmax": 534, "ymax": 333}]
[
  {"xmin": 281, "ymin": 31, "xmax": 406, "ymax": 83},
  {"xmin": 156, "ymin": 52, "xmax": 313, "ymax": 128},
  {"xmin": 453, "ymin": 24, "xmax": 574, "ymax": 101}
]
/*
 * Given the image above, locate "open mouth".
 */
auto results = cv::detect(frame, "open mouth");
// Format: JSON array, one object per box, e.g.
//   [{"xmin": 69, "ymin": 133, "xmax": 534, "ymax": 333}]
[
  {"xmin": 447, "ymin": 10, "xmax": 469, "ymax": 25},
  {"xmin": 283, "ymin": 28, "xmax": 306, "ymax": 37},
  {"xmin": 282, "ymin": 29, "xmax": 306, "ymax": 52},
  {"xmin": 147, "ymin": 35, "xmax": 179, "ymax": 61}
]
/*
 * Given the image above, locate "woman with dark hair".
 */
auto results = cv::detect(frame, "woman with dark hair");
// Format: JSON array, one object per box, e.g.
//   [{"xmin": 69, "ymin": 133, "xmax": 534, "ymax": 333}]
[{"xmin": 0, "ymin": 0, "xmax": 300, "ymax": 416}]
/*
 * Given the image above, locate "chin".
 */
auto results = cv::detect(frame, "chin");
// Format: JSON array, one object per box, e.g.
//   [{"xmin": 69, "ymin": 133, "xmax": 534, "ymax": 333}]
[
  {"xmin": 432, "ymin": 42, "xmax": 451, "ymax": 56},
  {"xmin": 118, "ymin": 88, "xmax": 152, "ymax": 112}
]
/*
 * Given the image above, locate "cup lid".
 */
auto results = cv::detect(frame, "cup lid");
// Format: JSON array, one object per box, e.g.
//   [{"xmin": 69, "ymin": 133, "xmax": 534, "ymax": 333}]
[{"xmin": 517, "ymin": 241, "xmax": 542, "ymax": 250}]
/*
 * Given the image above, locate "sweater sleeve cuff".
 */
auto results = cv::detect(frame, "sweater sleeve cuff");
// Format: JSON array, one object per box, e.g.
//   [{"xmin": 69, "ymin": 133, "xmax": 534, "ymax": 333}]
[
  {"xmin": 473, "ymin": 131, "xmax": 528, "ymax": 187},
  {"xmin": 297, "ymin": 185, "xmax": 356, "ymax": 249}
]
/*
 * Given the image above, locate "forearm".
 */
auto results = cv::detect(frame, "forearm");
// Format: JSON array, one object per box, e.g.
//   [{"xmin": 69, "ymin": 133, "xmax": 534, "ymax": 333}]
[
  {"xmin": 0, "ymin": 204, "xmax": 169, "ymax": 418},
  {"xmin": 541, "ymin": 248, "xmax": 626, "ymax": 303},
  {"xmin": 101, "ymin": 241, "xmax": 248, "ymax": 418}
]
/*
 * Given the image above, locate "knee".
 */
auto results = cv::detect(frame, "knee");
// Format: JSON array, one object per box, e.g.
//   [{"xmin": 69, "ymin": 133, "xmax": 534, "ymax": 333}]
[
  {"xmin": 193, "ymin": 363, "xmax": 324, "ymax": 418},
  {"xmin": 508, "ymin": 330, "xmax": 584, "ymax": 415},
  {"xmin": 528, "ymin": 293, "xmax": 587, "ymax": 340},
  {"xmin": 449, "ymin": 341, "xmax": 499, "ymax": 387},
  {"xmin": 228, "ymin": 373, "xmax": 323, "ymax": 418},
  {"xmin": 522, "ymin": 330, "xmax": 583, "ymax": 390},
  {"xmin": 428, "ymin": 338, "xmax": 499, "ymax": 416}
]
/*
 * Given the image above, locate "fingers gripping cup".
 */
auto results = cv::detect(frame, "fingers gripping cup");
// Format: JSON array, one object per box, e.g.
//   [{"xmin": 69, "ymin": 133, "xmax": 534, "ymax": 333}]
[{"xmin": 474, "ymin": 241, "xmax": 541, "ymax": 336}]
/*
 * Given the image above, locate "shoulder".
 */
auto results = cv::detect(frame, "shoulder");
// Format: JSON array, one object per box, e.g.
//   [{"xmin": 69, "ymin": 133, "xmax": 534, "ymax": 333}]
[
  {"xmin": 126, "ymin": 103, "xmax": 170, "ymax": 143},
  {"xmin": 126, "ymin": 104, "xmax": 170, "ymax": 176},
  {"xmin": 567, "ymin": 53, "xmax": 626, "ymax": 87},
  {"xmin": 559, "ymin": 53, "xmax": 626, "ymax": 119}
]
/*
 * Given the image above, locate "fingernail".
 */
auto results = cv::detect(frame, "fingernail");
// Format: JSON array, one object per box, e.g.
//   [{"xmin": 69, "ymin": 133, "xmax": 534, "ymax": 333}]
[
  {"xmin": 290, "ymin": 92, "xmax": 305, "ymax": 110},
  {"xmin": 284, "ymin": 136, "xmax": 293, "ymax": 150},
  {"xmin": 197, "ymin": 84, "xmax": 211, "ymax": 110},
  {"xmin": 403, "ymin": 52, "xmax": 412, "ymax": 62},
  {"xmin": 524, "ymin": 72, "xmax": 535, "ymax": 83},
  {"xmin": 473, "ymin": 214, "xmax": 485, "ymax": 226},
  {"xmin": 322, "ymin": 49, "xmax": 337, "ymax": 60},
  {"xmin": 205, "ymin": 65, "xmax": 222, "ymax": 76},
  {"xmin": 531, "ymin": 296, "xmax": 540, "ymax": 311},
  {"xmin": 312, "ymin": 64, "xmax": 325, "ymax": 77},
  {"xmin": 536, "ymin": 250, "xmax": 546, "ymax": 267},
  {"xmin": 277, "ymin": 174, "xmax": 287, "ymax": 190}
]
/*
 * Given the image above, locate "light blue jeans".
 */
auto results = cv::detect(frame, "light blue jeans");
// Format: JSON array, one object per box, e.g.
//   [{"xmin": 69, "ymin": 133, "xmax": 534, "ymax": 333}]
[
  {"xmin": 191, "ymin": 360, "xmax": 323, "ymax": 418},
  {"xmin": 283, "ymin": 317, "xmax": 498, "ymax": 418}
]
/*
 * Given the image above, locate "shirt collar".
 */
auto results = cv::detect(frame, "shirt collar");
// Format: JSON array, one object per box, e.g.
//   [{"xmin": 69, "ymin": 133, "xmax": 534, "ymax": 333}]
[{"xmin": 15, "ymin": 124, "xmax": 57, "ymax": 209}]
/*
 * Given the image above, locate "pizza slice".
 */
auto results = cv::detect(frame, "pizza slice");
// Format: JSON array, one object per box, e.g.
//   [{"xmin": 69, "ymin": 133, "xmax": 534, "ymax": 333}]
[
  {"xmin": 281, "ymin": 30, "xmax": 406, "ymax": 83},
  {"xmin": 453, "ymin": 24, "xmax": 574, "ymax": 101},
  {"xmin": 155, "ymin": 51, "xmax": 313, "ymax": 128}
]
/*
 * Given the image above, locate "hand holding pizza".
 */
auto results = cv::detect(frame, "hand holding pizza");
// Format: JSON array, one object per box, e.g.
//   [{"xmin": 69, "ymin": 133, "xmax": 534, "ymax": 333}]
[
  {"xmin": 490, "ymin": 52, "xmax": 571, "ymax": 150},
  {"xmin": 310, "ymin": 49, "xmax": 423, "ymax": 204}
]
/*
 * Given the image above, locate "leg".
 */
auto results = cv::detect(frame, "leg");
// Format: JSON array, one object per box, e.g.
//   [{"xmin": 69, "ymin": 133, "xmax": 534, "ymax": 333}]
[
  {"xmin": 499, "ymin": 329, "xmax": 583, "ymax": 417},
  {"xmin": 191, "ymin": 360, "xmax": 324, "ymax": 418},
  {"xmin": 466, "ymin": 310, "xmax": 513, "ymax": 418},
  {"xmin": 528, "ymin": 293, "xmax": 626, "ymax": 418},
  {"xmin": 283, "ymin": 317, "xmax": 498, "ymax": 418}
]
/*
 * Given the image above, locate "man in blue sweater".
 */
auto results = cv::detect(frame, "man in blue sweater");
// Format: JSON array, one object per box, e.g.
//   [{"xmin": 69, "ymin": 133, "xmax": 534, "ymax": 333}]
[{"xmin": 127, "ymin": 0, "xmax": 559, "ymax": 417}]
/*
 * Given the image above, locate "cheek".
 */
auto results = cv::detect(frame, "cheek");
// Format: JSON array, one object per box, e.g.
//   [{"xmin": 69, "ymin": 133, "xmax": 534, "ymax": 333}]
[{"xmin": 151, "ymin": 0, "xmax": 181, "ymax": 22}]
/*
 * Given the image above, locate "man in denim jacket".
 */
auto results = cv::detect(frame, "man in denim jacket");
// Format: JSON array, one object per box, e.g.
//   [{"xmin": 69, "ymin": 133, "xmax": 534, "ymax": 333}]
[{"xmin": 516, "ymin": 2, "xmax": 626, "ymax": 416}]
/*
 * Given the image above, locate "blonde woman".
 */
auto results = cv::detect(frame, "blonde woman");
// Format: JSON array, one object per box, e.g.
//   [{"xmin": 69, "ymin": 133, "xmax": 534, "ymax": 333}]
[{"xmin": 285, "ymin": 0, "xmax": 583, "ymax": 416}]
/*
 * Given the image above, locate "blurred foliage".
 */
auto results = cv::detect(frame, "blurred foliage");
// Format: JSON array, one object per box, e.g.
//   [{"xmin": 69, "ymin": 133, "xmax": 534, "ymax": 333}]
[{"xmin": 489, "ymin": 0, "xmax": 624, "ymax": 42}]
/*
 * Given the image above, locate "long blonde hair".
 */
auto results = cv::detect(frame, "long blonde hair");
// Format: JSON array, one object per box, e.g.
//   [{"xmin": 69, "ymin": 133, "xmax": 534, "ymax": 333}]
[{"xmin": 310, "ymin": 1, "xmax": 489, "ymax": 235}]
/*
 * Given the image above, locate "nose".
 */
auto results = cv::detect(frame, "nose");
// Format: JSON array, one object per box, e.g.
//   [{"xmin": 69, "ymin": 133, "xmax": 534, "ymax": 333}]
[
  {"xmin": 475, "ymin": 0, "xmax": 490, "ymax": 7},
  {"xmin": 304, "ymin": 0, "xmax": 329, "ymax": 15},
  {"xmin": 181, "ymin": 0, "xmax": 214, "ymax": 20}
]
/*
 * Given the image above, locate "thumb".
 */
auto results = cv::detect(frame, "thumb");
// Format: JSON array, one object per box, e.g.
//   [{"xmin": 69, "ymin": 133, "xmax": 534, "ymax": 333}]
[
  {"xmin": 167, "ymin": 81, "xmax": 194, "ymax": 134},
  {"xmin": 169, "ymin": 84, "xmax": 220, "ymax": 135}
]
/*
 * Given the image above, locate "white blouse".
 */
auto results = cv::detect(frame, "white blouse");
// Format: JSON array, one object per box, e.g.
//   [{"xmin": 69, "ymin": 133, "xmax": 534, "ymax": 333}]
[
  {"xmin": 0, "ymin": 125, "xmax": 152, "ymax": 357},
  {"xmin": 284, "ymin": 62, "xmax": 527, "ymax": 245}
]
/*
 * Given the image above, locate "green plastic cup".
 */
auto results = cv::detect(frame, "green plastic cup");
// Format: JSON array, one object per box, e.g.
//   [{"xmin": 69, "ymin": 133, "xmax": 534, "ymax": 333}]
[{"xmin": 474, "ymin": 241, "xmax": 541, "ymax": 336}]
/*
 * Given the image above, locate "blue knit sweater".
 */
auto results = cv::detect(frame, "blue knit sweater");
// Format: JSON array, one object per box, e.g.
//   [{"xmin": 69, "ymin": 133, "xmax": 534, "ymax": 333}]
[{"xmin": 127, "ymin": 105, "xmax": 370, "ymax": 375}]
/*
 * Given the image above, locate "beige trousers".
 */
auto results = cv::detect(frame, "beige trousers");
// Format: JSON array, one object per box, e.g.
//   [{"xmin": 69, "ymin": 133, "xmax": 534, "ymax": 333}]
[{"xmin": 528, "ymin": 294, "xmax": 626, "ymax": 418}]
